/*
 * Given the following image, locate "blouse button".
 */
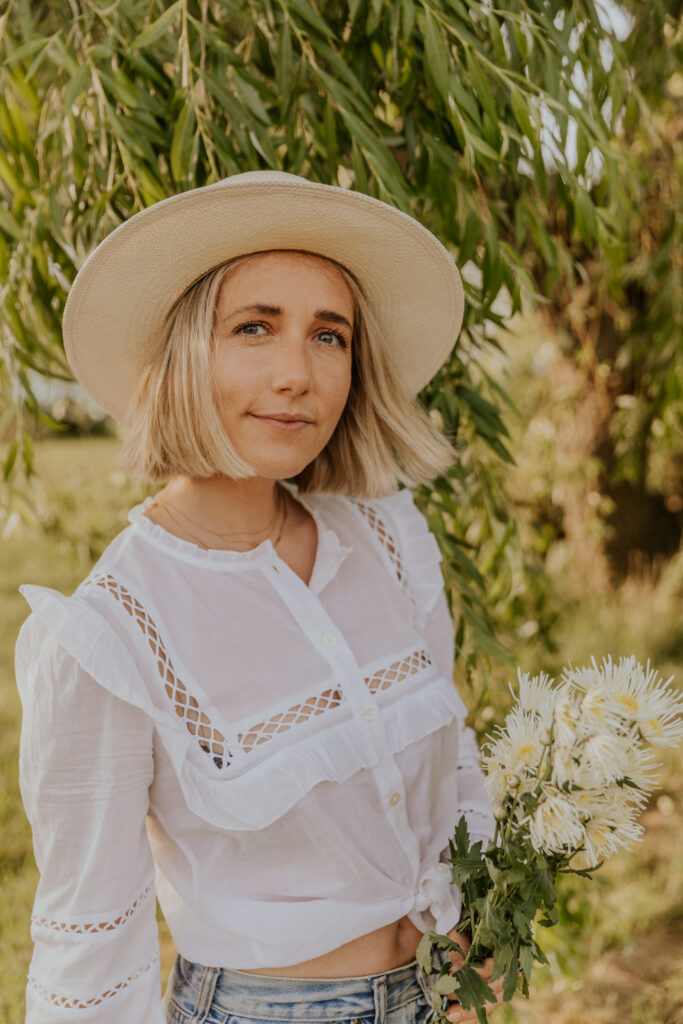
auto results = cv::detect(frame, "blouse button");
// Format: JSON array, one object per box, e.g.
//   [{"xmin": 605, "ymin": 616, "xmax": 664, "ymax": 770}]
[
  {"xmin": 362, "ymin": 708, "xmax": 376, "ymax": 722},
  {"xmin": 389, "ymin": 792, "xmax": 402, "ymax": 806},
  {"xmin": 434, "ymin": 863, "xmax": 450, "ymax": 875},
  {"xmin": 322, "ymin": 632, "xmax": 337, "ymax": 647}
]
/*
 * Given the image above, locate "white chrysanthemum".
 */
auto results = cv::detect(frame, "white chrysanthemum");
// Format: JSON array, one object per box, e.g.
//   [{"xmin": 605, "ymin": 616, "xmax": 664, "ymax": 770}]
[
  {"xmin": 482, "ymin": 739, "xmax": 516, "ymax": 804},
  {"xmin": 553, "ymin": 688, "xmax": 580, "ymax": 747},
  {"xmin": 570, "ymin": 782, "xmax": 640, "ymax": 821},
  {"xmin": 571, "ymin": 806, "xmax": 644, "ymax": 869},
  {"xmin": 638, "ymin": 714, "xmax": 683, "ymax": 747},
  {"xmin": 579, "ymin": 687, "xmax": 622, "ymax": 736},
  {"xmin": 563, "ymin": 660, "xmax": 604, "ymax": 693},
  {"xmin": 529, "ymin": 787, "xmax": 585, "ymax": 854},
  {"xmin": 551, "ymin": 744, "xmax": 580, "ymax": 787},
  {"xmin": 500, "ymin": 708, "xmax": 547, "ymax": 774},
  {"xmin": 567, "ymin": 657, "xmax": 683, "ymax": 748},
  {"xmin": 581, "ymin": 732, "xmax": 632, "ymax": 786},
  {"xmin": 570, "ymin": 786, "xmax": 611, "ymax": 821},
  {"xmin": 514, "ymin": 669, "xmax": 556, "ymax": 724},
  {"xmin": 621, "ymin": 743, "xmax": 661, "ymax": 795}
]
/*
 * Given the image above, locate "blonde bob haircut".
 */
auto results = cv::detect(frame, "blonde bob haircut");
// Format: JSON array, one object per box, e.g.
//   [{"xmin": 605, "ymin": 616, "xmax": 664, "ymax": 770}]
[{"xmin": 118, "ymin": 251, "xmax": 456, "ymax": 498}]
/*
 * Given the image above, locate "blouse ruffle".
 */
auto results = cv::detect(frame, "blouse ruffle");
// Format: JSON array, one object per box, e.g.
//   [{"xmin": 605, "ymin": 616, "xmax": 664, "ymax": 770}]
[{"xmin": 19, "ymin": 488, "xmax": 470, "ymax": 834}]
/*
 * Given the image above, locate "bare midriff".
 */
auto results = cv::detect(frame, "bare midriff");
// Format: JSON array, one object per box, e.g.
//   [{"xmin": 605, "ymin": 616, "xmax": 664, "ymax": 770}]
[{"xmin": 238, "ymin": 915, "xmax": 425, "ymax": 978}]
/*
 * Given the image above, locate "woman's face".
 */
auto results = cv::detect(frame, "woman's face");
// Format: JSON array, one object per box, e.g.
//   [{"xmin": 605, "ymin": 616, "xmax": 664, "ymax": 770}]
[{"xmin": 212, "ymin": 250, "xmax": 354, "ymax": 480}]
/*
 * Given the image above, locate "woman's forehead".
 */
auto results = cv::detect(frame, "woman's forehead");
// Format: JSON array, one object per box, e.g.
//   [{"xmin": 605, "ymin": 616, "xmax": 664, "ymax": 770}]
[{"xmin": 218, "ymin": 251, "xmax": 355, "ymax": 308}]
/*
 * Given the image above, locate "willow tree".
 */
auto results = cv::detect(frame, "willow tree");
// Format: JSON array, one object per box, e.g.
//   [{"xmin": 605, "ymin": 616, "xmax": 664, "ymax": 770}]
[{"xmin": 0, "ymin": 0, "xmax": 658, "ymax": 680}]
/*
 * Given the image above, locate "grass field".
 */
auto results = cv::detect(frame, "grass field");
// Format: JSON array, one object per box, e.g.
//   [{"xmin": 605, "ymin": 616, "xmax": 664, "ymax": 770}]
[{"xmin": 1, "ymin": 436, "xmax": 682, "ymax": 1023}]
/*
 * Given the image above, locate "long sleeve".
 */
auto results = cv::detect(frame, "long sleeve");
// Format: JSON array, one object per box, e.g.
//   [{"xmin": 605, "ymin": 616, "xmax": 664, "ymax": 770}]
[{"xmin": 15, "ymin": 612, "xmax": 164, "ymax": 1023}]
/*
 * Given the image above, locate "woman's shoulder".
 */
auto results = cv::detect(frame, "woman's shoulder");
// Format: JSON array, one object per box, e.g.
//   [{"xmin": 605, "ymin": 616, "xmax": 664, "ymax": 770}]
[
  {"xmin": 15, "ymin": 517, "xmax": 157, "ymax": 711},
  {"xmin": 317, "ymin": 487, "xmax": 439, "ymax": 555}
]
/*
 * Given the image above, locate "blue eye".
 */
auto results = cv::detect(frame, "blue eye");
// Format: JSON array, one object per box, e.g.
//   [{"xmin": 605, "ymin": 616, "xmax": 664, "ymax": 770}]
[
  {"xmin": 234, "ymin": 320, "xmax": 268, "ymax": 338},
  {"xmin": 317, "ymin": 330, "xmax": 347, "ymax": 349}
]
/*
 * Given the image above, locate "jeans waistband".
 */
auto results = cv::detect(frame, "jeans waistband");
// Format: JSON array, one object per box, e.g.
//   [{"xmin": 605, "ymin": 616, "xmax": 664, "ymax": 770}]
[{"xmin": 174, "ymin": 946, "xmax": 450, "ymax": 1021}]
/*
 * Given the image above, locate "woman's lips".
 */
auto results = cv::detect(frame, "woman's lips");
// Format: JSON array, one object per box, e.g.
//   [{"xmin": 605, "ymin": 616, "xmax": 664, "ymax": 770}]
[{"xmin": 251, "ymin": 414, "xmax": 313, "ymax": 432}]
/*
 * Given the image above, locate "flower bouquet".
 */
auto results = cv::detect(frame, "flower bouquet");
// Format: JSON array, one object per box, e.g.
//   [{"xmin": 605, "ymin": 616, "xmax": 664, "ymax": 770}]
[{"xmin": 417, "ymin": 656, "xmax": 683, "ymax": 1024}]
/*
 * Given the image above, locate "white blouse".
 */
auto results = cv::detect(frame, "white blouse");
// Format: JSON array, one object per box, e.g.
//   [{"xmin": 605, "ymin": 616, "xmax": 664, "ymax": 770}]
[{"xmin": 15, "ymin": 485, "xmax": 494, "ymax": 1023}]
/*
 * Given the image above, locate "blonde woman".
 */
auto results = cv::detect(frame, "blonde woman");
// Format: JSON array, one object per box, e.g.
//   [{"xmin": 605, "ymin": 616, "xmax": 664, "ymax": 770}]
[{"xmin": 16, "ymin": 172, "xmax": 504, "ymax": 1024}]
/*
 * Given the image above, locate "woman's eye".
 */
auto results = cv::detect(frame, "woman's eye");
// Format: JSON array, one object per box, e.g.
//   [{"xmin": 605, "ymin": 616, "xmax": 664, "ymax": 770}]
[
  {"xmin": 235, "ymin": 321, "xmax": 267, "ymax": 337},
  {"xmin": 317, "ymin": 330, "xmax": 347, "ymax": 349}
]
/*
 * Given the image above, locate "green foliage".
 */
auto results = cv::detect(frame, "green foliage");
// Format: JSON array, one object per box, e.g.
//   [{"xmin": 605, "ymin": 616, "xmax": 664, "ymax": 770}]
[
  {"xmin": 0, "ymin": 0, "xmax": 673, "ymax": 676},
  {"xmin": 419, "ymin": 815, "xmax": 585, "ymax": 1024}
]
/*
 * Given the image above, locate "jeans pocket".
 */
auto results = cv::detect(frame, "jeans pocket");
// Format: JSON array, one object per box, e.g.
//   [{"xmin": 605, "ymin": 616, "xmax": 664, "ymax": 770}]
[{"xmin": 165, "ymin": 998, "xmax": 194, "ymax": 1024}]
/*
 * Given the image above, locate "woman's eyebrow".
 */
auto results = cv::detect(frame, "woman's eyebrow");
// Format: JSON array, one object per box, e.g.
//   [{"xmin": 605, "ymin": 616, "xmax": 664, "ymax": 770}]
[
  {"xmin": 221, "ymin": 305, "xmax": 352, "ymax": 331},
  {"xmin": 222, "ymin": 303, "xmax": 281, "ymax": 320},
  {"xmin": 315, "ymin": 310, "xmax": 352, "ymax": 331}
]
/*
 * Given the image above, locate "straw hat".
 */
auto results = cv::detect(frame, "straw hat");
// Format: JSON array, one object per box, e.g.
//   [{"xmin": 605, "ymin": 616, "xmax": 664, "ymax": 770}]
[{"xmin": 63, "ymin": 170, "xmax": 464, "ymax": 423}]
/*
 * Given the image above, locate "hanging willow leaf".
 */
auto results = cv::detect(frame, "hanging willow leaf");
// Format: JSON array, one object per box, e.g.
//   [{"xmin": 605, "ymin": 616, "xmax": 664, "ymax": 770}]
[
  {"xmin": 170, "ymin": 99, "xmax": 197, "ymax": 185},
  {"xmin": 421, "ymin": 7, "xmax": 450, "ymax": 102},
  {"xmin": 132, "ymin": 1, "xmax": 183, "ymax": 51}
]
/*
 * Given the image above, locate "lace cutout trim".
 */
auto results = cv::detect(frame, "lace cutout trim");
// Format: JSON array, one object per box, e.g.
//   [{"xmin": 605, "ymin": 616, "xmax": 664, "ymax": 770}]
[
  {"xmin": 365, "ymin": 649, "xmax": 430, "ymax": 694},
  {"xmin": 29, "ymin": 957, "xmax": 158, "ymax": 1010},
  {"xmin": 87, "ymin": 574, "xmax": 233, "ymax": 770},
  {"xmin": 235, "ymin": 686, "xmax": 346, "ymax": 754},
  {"xmin": 87, "ymin": 574, "xmax": 431, "ymax": 770},
  {"xmin": 31, "ymin": 885, "xmax": 153, "ymax": 935},
  {"xmin": 355, "ymin": 502, "xmax": 411, "ymax": 599},
  {"xmin": 236, "ymin": 649, "xmax": 431, "ymax": 752}
]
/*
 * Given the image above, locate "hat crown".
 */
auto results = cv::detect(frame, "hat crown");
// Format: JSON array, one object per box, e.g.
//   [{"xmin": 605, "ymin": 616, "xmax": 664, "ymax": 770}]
[{"xmin": 219, "ymin": 170, "xmax": 309, "ymax": 188}]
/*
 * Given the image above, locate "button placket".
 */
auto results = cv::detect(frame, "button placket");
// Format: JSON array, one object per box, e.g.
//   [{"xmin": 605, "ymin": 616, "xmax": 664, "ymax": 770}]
[{"xmin": 261, "ymin": 559, "xmax": 423, "ymax": 874}]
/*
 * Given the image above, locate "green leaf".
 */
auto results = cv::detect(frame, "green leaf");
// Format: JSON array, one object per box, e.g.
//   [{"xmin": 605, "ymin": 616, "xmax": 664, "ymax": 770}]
[
  {"xmin": 435, "ymin": 972, "xmax": 460, "ymax": 996},
  {"xmin": 133, "ymin": 1, "xmax": 182, "ymax": 50},
  {"xmin": 465, "ymin": 47, "xmax": 497, "ymax": 124},
  {"xmin": 64, "ymin": 63, "xmax": 90, "ymax": 110},
  {"xmin": 280, "ymin": 0, "xmax": 336, "ymax": 39},
  {"xmin": 519, "ymin": 943, "xmax": 535, "ymax": 980},
  {"xmin": 3, "ymin": 439, "xmax": 19, "ymax": 480},
  {"xmin": 21, "ymin": 429, "xmax": 34, "ymax": 475},
  {"xmin": 502, "ymin": 950, "xmax": 520, "ymax": 1001},
  {"xmin": 3, "ymin": 36, "xmax": 51, "ymax": 66},
  {"xmin": 170, "ymin": 99, "xmax": 197, "ymax": 184},
  {"xmin": 447, "ymin": 965, "xmax": 496, "ymax": 1015},
  {"xmin": 416, "ymin": 931, "xmax": 436, "ymax": 972},
  {"xmin": 491, "ymin": 940, "xmax": 514, "ymax": 983},
  {"xmin": 484, "ymin": 857, "xmax": 505, "ymax": 887},
  {"xmin": 422, "ymin": 8, "xmax": 451, "ymax": 101},
  {"xmin": 0, "ymin": 203, "xmax": 22, "ymax": 240},
  {"xmin": 233, "ymin": 71, "xmax": 271, "ymax": 125},
  {"xmin": 511, "ymin": 89, "xmax": 534, "ymax": 141},
  {"xmin": 276, "ymin": 19, "xmax": 293, "ymax": 107}
]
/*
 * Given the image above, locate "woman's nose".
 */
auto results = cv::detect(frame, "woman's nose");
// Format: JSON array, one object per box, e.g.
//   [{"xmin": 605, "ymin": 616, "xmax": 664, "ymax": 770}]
[{"xmin": 270, "ymin": 336, "xmax": 312, "ymax": 394}]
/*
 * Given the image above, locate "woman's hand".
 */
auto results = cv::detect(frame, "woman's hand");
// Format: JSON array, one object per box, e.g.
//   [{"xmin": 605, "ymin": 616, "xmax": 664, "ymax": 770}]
[{"xmin": 439, "ymin": 927, "xmax": 505, "ymax": 1024}]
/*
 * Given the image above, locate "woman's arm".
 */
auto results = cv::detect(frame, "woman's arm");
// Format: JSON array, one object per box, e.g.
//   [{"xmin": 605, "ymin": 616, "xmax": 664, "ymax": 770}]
[{"xmin": 15, "ymin": 613, "xmax": 165, "ymax": 1023}]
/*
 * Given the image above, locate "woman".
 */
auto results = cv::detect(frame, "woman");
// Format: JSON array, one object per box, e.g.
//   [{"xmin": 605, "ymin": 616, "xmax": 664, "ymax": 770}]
[{"xmin": 15, "ymin": 171, "xmax": 504, "ymax": 1024}]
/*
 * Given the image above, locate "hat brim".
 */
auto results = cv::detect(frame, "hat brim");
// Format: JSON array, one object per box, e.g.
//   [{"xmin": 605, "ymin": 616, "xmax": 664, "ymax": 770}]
[{"xmin": 63, "ymin": 176, "xmax": 464, "ymax": 423}]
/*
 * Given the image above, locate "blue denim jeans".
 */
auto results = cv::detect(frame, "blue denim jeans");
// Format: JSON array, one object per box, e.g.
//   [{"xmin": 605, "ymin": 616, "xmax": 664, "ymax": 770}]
[{"xmin": 164, "ymin": 946, "xmax": 451, "ymax": 1024}]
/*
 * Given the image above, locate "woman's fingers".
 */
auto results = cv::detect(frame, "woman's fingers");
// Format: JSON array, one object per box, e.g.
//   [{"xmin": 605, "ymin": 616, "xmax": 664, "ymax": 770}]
[{"xmin": 445, "ymin": 927, "xmax": 471, "ymax": 971}]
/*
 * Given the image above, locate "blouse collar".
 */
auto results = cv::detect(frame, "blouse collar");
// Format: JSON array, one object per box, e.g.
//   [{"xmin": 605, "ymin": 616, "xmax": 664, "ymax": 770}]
[{"xmin": 127, "ymin": 484, "xmax": 351, "ymax": 593}]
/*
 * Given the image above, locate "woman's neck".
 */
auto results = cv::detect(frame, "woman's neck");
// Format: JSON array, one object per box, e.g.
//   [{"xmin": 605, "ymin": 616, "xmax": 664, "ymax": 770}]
[{"xmin": 155, "ymin": 474, "xmax": 283, "ymax": 539}]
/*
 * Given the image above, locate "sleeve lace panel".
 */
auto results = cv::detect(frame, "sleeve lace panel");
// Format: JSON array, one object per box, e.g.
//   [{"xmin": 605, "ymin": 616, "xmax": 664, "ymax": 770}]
[{"xmin": 15, "ymin": 614, "xmax": 164, "ymax": 1023}]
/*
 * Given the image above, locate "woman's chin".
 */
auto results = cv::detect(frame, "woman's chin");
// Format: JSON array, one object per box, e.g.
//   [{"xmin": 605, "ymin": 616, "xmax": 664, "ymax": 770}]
[{"xmin": 245, "ymin": 454, "xmax": 318, "ymax": 481}]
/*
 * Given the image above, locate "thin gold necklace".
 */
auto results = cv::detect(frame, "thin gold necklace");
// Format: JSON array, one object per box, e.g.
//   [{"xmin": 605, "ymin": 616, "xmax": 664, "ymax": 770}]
[
  {"xmin": 150, "ymin": 488, "xmax": 288, "ymax": 552},
  {"xmin": 155, "ymin": 488, "xmax": 283, "ymax": 543}
]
